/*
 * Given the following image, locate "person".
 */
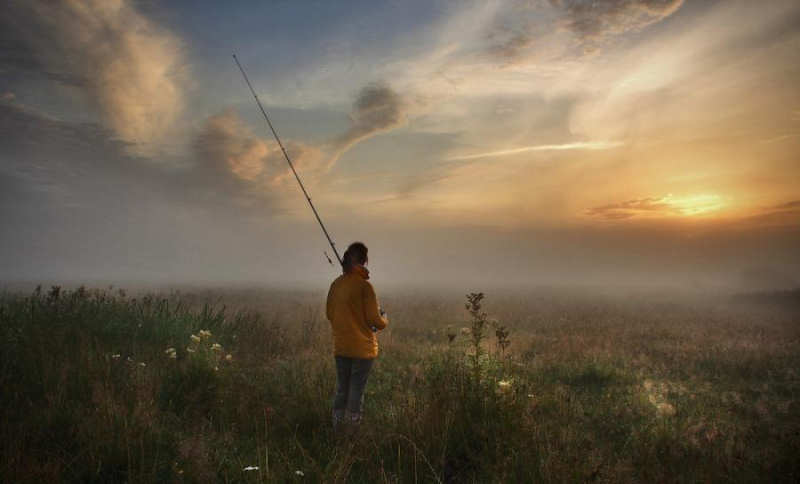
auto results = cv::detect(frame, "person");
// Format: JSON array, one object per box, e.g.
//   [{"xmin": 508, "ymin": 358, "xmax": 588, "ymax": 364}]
[{"xmin": 326, "ymin": 241, "xmax": 388, "ymax": 432}]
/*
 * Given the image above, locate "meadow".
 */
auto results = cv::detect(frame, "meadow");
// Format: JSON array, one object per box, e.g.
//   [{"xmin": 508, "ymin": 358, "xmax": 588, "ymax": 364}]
[{"xmin": 0, "ymin": 284, "xmax": 798, "ymax": 482}]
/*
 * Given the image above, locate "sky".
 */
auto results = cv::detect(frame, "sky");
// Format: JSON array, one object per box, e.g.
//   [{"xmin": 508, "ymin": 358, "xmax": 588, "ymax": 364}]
[{"xmin": 1, "ymin": 0, "xmax": 799, "ymax": 291}]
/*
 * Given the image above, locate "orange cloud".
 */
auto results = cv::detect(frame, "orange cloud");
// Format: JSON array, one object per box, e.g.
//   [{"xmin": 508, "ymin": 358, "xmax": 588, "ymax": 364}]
[
  {"xmin": 8, "ymin": 0, "xmax": 186, "ymax": 156},
  {"xmin": 587, "ymin": 194, "xmax": 726, "ymax": 220},
  {"xmin": 195, "ymin": 110, "xmax": 322, "ymax": 188}
]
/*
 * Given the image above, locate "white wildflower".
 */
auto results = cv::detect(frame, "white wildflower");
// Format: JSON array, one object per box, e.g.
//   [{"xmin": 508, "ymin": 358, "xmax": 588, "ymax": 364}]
[
  {"xmin": 199, "ymin": 329, "xmax": 212, "ymax": 339},
  {"xmin": 295, "ymin": 470, "xmax": 305, "ymax": 477},
  {"xmin": 190, "ymin": 334, "xmax": 201, "ymax": 343},
  {"xmin": 111, "ymin": 354, "xmax": 121, "ymax": 359},
  {"xmin": 657, "ymin": 402, "xmax": 676, "ymax": 416},
  {"xmin": 138, "ymin": 362, "xmax": 146, "ymax": 367},
  {"xmin": 226, "ymin": 354, "xmax": 233, "ymax": 361},
  {"xmin": 243, "ymin": 465, "xmax": 259, "ymax": 471},
  {"xmin": 460, "ymin": 327, "xmax": 471, "ymax": 335},
  {"xmin": 498, "ymin": 380, "xmax": 513, "ymax": 393},
  {"xmin": 186, "ymin": 346, "xmax": 195, "ymax": 353},
  {"xmin": 211, "ymin": 343, "xmax": 222, "ymax": 352}
]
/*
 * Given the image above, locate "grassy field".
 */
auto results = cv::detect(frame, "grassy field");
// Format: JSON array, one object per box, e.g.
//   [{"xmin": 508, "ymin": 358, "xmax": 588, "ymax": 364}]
[{"xmin": 1, "ymin": 284, "xmax": 798, "ymax": 482}]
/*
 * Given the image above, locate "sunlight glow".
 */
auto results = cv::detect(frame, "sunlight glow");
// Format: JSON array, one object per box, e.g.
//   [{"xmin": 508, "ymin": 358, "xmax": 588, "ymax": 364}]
[{"xmin": 663, "ymin": 194, "xmax": 726, "ymax": 216}]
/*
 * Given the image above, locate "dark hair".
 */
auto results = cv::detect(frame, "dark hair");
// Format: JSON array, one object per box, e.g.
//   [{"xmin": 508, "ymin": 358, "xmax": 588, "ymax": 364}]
[{"xmin": 342, "ymin": 241, "xmax": 368, "ymax": 272}]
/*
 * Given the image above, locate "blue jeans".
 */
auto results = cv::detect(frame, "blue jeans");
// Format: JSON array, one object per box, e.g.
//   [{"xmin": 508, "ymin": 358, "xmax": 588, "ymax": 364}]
[{"xmin": 333, "ymin": 356, "xmax": 374, "ymax": 417}]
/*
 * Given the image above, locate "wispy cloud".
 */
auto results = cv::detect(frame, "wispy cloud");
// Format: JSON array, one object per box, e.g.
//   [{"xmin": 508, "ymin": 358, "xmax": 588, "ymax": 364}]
[
  {"xmin": 194, "ymin": 109, "xmax": 322, "ymax": 189},
  {"xmin": 326, "ymin": 82, "xmax": 406, "ymax": 167},
  {"xmin": 586, "ymin": 194, "xmax": 726, "ymax": 220},
  {"xmin": 446, "ymin": 140, "xmax": 623, "ymax": 161},
  {"xmin": 2, "ymin": 0, "xmax": 186, "ymax": 156},
  {"xmin": 760, "ymin": 133, "xmax": 800, "ymax": 144},
  {"xmin": 552, "ymin": 0, "xmax": 685, "ymax": 50}
]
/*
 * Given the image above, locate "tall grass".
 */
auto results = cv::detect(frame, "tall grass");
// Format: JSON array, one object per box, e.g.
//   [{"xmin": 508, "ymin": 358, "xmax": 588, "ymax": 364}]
[{"xmin": 1, "ymin": 285, "xmax": 798, "ymax": 482}]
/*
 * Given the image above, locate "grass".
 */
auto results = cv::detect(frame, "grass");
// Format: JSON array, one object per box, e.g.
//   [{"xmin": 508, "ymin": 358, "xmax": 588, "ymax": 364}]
[{"xmin": 0, "ymin": 284, "xmax": 798, "ymax": 482}]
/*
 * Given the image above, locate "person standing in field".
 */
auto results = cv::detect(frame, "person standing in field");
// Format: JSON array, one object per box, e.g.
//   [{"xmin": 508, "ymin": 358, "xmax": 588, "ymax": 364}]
[{"xmin": 326, "ymin": 241, "xmax": 388, "ymax": 432}]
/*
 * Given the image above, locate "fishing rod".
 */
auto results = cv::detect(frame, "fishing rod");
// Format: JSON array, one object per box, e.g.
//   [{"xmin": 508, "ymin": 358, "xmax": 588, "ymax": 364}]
[{"xmin": 232, "ymin": 54, "xmax": 342, "ymax": 267}]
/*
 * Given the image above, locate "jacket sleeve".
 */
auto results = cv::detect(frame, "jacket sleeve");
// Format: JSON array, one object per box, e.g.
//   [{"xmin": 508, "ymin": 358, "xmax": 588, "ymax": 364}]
[
  {"xmin": 363, "ymin": 281, "xmax": 388, "ymax": 330},
  {"xmin": 326, "ymin": 282, "xmax": 335, "ymax": 322}
]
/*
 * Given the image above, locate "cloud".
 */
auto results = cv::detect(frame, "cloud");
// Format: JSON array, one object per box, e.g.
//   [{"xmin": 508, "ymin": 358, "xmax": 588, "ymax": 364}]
[
  {"xmin": 1, "ymin": 0, "xmax": 186, "ymax": 156},
  {"xmin": 487, "ymin": 32, "xmax": 535, "ymax": 61},
  {"xmin": 195, "ymin": 111, "xmax": 271, "ymax": 182},
  {"xmin": 478, "ymin": 0, "xmax": 684, "ymax": 65},
  {"xmin": 586, "ymin": 196, "xmax": 673, "ymax": 219},
  {"xmin": 194, "ymin": 110, "xmax": 323, "ymax": 189},
  {"xmin": 551, "ymin": 0, "xmax": 685, "ymax": 49},
  {"xmin": 586, "ymin": 194, "xmax": 726, "ymax": 220},
  {"xmin": 327, "ymin": 82, "xmax": 405, "ymax": 166},
  {"xmin": 446, "ymin": 140, "xmax": 623, "ymax": 161},
  {"xmin": 773, "ymin": 200, "xmax": 800, "ymax": 210}
]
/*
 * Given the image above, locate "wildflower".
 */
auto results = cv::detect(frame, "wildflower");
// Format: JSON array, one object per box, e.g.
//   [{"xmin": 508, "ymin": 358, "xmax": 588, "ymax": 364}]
[
  {"xmin": 656, "ymin": 402, "xmax": 676, "ymax": 416},
  {"xmin": 211, "ymin": 343, "xmax": 222, "ymax": 352},
  {"xmin": 498, "ymin": 380, "xmax": 513, "ymax": 393},
  {"xmin": 138, "ymin": 362, "xmax": 146, "ymax": 367},
  {"xmin": 460, "ymin": 327, "xmax": 471, "ymax": 335},
  {"xmin": 190, "ymin": 334, "xmax": 201, "ymax": 343},
  {"xmin": 164, "ymin": 347, "xmax": 177, "ymax": 359},
  {"xmin": 295, "ymin": 470, "xmax": 305, "ymax": 477},
  {"xmin": 243, "ymin": 466, "xmax": 259, "ymax": 471},
  {"xmin": 111, "ymin": 353, "xmax": 121, "ymax": 359},
  {"xmin": 226, "ymin": 354, "xmax": 233, "ymax": 361},
  {"xmin": 199, "ymin": 329, "xmax": 212, "ymax": 339},
  {"xmin": 186, "ymin": 346, "xmax": 195, "ymax": 353}
]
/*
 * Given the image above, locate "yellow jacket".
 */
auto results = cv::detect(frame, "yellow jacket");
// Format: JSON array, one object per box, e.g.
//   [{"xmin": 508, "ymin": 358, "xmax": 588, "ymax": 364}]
[{"xmin": 326, "ymin": 265, "xmax": 388, "ymax": 359}]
